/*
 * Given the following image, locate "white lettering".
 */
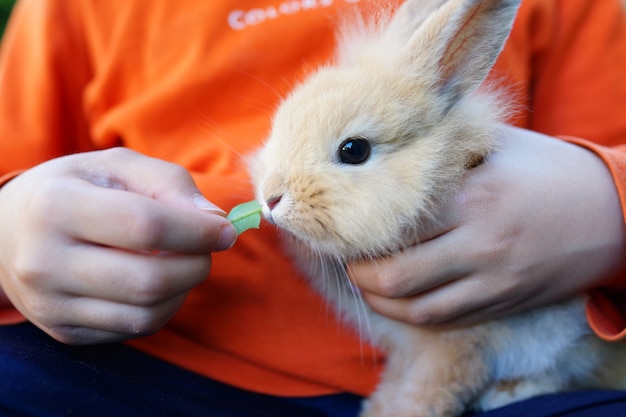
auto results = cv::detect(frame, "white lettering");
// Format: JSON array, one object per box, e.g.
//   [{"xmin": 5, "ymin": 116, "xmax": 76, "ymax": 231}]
[
  {"xmin": 301, "ymin": 0, "xmax": 320, "ymax": 10},
  {"xmin": 227, "ymin": 10, "xmax": 246, "ymax": 31},
  {"xmin": 265, "ymin": 7, "xmax": 280, "ymax": 20},
  {"xmin": 278, "ymin": 2, "xmax": 302, "ymax": 15},
  {"xmin": 228, "ymin": 0, "xmax": 354, "ymax": 31},
  {"xmin": 245, "ymin": 9, "xmax": 267, "ymax": 27}
]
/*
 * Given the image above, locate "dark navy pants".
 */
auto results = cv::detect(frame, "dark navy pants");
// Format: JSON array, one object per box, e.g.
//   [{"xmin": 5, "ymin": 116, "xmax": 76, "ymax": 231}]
[{"xmin": 2, "ymin": 323, "xmax": 626, "ymax": 417}]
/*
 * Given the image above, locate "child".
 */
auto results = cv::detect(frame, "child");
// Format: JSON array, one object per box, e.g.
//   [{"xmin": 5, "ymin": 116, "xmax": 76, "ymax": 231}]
[{"xmin": 1, "ymin": 1, "xmax": 626, "ymax": 416}]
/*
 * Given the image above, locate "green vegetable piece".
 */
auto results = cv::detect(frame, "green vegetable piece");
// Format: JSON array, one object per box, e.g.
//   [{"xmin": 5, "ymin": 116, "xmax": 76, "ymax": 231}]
[{"xmin": 227, "ymin": 199, "xmax": 262, "ymax": 235}]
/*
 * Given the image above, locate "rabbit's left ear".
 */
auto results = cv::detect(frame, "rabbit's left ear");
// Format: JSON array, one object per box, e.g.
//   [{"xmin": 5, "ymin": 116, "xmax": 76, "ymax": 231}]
[
  {"xmin": 397, "ymin": 0, "xmax": 521, "ymax": 109},
  {"xmin": 384, "ymin": 0, "xmax": 448, "ymax": 43}
]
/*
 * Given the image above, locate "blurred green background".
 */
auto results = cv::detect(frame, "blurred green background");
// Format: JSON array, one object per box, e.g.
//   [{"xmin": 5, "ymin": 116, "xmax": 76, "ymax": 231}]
[{"xmin": 1, "ymin": 0, "xmax": 16, "ymax": 39}]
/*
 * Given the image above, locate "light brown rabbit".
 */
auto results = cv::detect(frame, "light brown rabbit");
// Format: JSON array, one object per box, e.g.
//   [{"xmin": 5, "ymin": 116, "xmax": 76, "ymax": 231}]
[{"xmin": 249, "ymin": 0, "xmax": 626, "ymax": 416}]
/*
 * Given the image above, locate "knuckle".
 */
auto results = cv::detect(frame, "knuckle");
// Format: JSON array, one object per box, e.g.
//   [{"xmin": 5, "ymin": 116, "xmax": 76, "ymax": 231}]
[
  {"xmin": 372, "ymin": 267, "xmax": 408, "ymax": 298},
  {"xmin": 126, "ymin": 309, "xmax": 167, "ymax": 337},
  {"xmin": 28, "ymin": 180, "xmax": 71, "ymax": 226},
  {"xmin": 28, "ymin": 180, "xmax": 57, "ymax": 211},
  {"xmin": 162, "ymin": 163, "xmax": 192, "ymax": 184},
  {"xmin": 12, "ymin": 252, "xmax": 47, "ymax": 287},
  {"xmin": 406, "ymin": 299, "xmax": 456, "ymax": 327},
  {"xmin": 128, "ymin": 273, "xmax": 171, "ymax": 306},
  {"xmin": 126, "ymin": 256, "xmax": 210, "ymax": 306},
  {"xmin": 46, "ymin": 327, "xmax": 82, "ymax": 345},
  {"xmin": 126, "ymin": 294, "xmax": 186, "ymax": 337},
  {"xmin": 21, "ymin": 295, "xmax": 58, "ymax": 325},
  {"xmin": 409, "ymin": 308, "xmax": 445, "ymax": 327},
  {"xmin": 184, "ymin": 255, "xmax": 213, "ymax": 280},
  {"xmin": 125, "ymin": 211, "xmax": 166, "ymax": 250},
  {"xmin": 102, "ymin": 147, "xmax": 137, "ymax": 161},
  {"xmin": 129, "ymin": 319, "xmax": 158, "ymax": 337},
  {"xmin": 196, "ymin": 256, "xmax": 213, "ymax": 278}
]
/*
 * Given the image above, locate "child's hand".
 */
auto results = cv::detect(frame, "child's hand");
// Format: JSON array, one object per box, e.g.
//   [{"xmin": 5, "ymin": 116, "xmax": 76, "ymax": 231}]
[
  {"xmin": 0, "ymin": 148, "xmax": 237, "ymax": 344},
  {"xmin": 349, "ymin": 126, "xmax": 626, "ymax": 327}
]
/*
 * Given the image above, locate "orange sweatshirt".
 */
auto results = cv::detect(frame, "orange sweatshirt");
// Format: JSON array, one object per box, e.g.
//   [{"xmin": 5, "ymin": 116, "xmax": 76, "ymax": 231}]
[{"xmin": 1, "ymin": 0, "xmax": 626, "ymax": 397}]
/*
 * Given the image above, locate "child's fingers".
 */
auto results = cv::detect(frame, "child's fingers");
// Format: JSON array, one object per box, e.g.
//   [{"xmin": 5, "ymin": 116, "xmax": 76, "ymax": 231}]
[
  {"xmin": 45, "ymin": 179, "xmax": 236, "ymax": 253},
  {"xmin": 55, "ymin": 245, "xmax": 211, "ymax": 306}
]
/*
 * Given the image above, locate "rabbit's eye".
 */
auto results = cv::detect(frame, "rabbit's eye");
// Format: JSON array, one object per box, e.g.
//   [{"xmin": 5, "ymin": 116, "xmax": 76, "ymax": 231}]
[{"xmin": 338, "ymin": 137, "xmax": 371, "ymax": 165}]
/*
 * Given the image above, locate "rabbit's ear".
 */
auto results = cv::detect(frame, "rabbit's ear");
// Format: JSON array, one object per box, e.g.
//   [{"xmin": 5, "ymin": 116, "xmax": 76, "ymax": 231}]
[
  {"xmin": 401, "ymin": 0, "xmax": 520, "ymax": 109},
  {"xmin": 384, "ymin": 0, "xmax": 449, "ymax": 42}
]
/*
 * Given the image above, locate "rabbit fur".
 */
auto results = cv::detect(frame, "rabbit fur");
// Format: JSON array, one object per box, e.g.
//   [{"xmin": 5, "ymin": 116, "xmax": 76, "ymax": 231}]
[{"xmin": 248, "ymin": 0, "xmax": 626, "ymax": 416}]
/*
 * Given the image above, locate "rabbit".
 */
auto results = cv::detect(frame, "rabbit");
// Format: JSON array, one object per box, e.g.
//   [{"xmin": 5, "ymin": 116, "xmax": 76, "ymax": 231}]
[{"xmin": 248, "ymin": 0, "xmax": 626, "ymax": 416}]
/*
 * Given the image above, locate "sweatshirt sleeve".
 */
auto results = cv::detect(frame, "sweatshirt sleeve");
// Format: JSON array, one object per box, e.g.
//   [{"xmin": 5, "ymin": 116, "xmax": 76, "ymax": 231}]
[{"xmin": 565, "ymin": 138, "xmax": 626, "ymax": 341}]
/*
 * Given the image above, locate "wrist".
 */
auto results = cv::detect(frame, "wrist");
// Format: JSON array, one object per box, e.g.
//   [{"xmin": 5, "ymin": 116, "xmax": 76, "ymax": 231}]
[{"xmin": 559, "ymin": 136, "xmax": 626, "ymax": 291}]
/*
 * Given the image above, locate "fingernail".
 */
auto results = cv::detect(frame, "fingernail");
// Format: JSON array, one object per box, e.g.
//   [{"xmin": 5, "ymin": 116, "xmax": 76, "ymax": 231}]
[
  {"xmin": 192, "ymin": 194, "xmax": 226, "ymax": 215},
  {"xmin": 217, "ymin": 224, "xmax": 238, "ymax": 251}
]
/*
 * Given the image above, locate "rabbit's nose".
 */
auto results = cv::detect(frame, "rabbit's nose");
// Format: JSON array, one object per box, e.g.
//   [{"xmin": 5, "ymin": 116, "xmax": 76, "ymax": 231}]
[{"xmin": 267, "ymin": 195, "xmax": 283, "ymax": 211}]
